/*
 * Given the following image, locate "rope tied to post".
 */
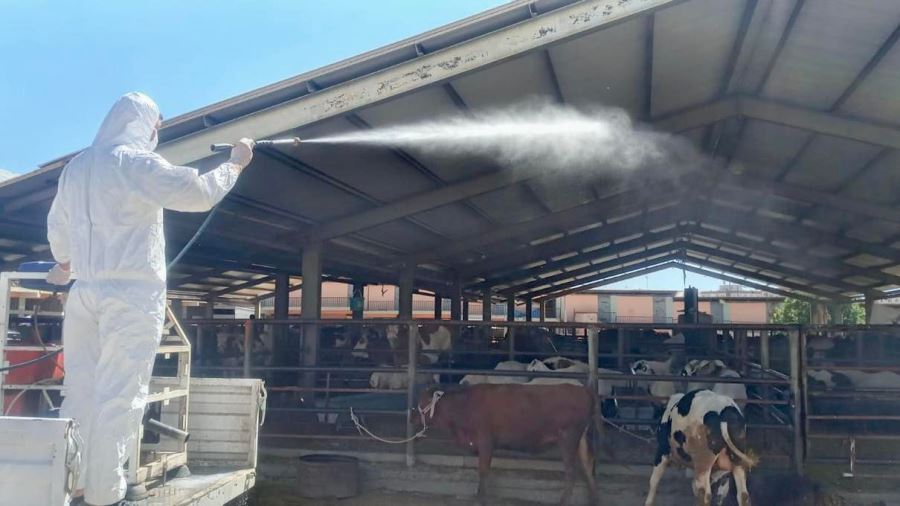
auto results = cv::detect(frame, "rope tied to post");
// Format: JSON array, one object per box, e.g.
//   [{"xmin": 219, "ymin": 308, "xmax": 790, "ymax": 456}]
[
  {"xmin": 603, "ymin": 418, "xmax": 654, "ymax": 444},
  {"xmin": 350, "ymin": 390, "xmax": 444, "ymax": 445}
]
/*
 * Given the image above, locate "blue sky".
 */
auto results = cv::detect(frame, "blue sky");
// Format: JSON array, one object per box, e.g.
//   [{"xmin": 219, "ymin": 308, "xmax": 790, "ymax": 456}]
[
  {"xmin": 0, "ymin": 0, "xmax": 509, "ymax": 173},
  {"xmin": 0, "ymin": 0, "xmax": 732, "ymax": 291}
]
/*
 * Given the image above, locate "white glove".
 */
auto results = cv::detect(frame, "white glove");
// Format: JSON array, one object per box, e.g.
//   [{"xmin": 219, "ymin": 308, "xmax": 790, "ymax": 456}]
[
  {"xmin": 46, "ymin": 263, "xmax": 71, "ymax": 286},
  {"xmin": 228, "ymin": 138, "xmax": 255, "ymax": 169}
]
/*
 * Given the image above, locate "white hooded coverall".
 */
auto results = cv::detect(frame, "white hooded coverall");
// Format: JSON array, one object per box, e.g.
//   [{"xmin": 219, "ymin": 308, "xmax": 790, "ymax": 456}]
[{"xmin": 47, "ymin": 92, "xmax": 244, "ymax": 505}]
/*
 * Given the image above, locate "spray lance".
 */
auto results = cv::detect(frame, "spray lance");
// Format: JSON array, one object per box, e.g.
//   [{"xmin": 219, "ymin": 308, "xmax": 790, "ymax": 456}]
[{"xmin": 209, "ymin": 137, "xmax": 302, "ymax": 153}]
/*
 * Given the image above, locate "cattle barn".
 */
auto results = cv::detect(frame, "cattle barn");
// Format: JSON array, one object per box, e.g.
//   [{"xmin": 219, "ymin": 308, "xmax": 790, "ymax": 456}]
[{"xmin": 2, "ymin": 0, "xmax": 900, "ymax": 504}]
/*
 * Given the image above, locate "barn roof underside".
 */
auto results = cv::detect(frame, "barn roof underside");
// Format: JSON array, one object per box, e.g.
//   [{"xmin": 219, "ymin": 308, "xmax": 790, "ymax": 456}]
[{"xmin": 2, "ymin": 0, "xmax": 900, "ymax": 305}]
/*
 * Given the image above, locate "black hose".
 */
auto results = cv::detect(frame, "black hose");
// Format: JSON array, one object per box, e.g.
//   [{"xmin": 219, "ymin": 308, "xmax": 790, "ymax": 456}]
[
  {"xmin": 167, "ymin": 205, "xmax": 221, "ymax": 270},
  {"xmin": 0, "ymin": 347, "xmax": 63, "ymax": 373}
]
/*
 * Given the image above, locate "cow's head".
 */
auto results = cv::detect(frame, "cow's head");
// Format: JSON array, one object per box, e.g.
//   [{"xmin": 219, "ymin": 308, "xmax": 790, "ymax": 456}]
[
  {"xmin": 412, "ymin": 387, "xmax": 446, "ymax": 430},
  {"xmin": 807, "ymin": 369, "xmax": 835, "ymax": 390},
  {"xmin": 542, "ymin": 356, "xmax": 575, "ymax": 370},
  {"xmin": 527, "ymin": 358, "xmax": 552, "ymax": 372},
  {"xmin": 682, "ymin": 359, "xmax": 727, "ymax": 377},
  {"xmin": 352, "ymin": 327, "xmax": 383, "ymax": 360},
  {"xmin": 630, "ymin": 359, "xmax": 655, "ymax": 375}
]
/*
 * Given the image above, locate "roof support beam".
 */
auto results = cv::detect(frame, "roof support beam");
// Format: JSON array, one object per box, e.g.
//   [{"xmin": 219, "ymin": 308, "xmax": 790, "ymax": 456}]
[
  {"xmin": 404, "ymin": 175, "xmax": 685, "ymax": 266},
  {"xmin": 158, "ymin": 0, "xmax": 682, "ymax": 165},
  {"xmin": 684, "ymin": 241, "xmax": 860, "ymax": 296},
  {"xmin": 303, "ymin": 165, "xmax": 549, "ymax": 244},
  {"xmin": 642, "ymin": 13, "xmax": 655, "ymax": 120},
  {"xmin": 478, "ymin": 225, "xmax": 685, "ymax": 291},
  {"xmin": 503, "ymin": 241, "xmax": 681, "ymax": 295},
  {"xmin": 653, "ymin": 96, "xmax": 900, "ymax": 150},
  {"xmin": 533, "ymin": 261, "xmax": 679, "ymax": 301},
  {"xmin": 211, "ymin": 275, "xmax": 276, "ymax": 297},
  {"xmin": 3, "ymin": 186, "xmax": 56, "ymax": 214},
  {"xmin": 460, "ymin": 204, "xmax": 687, "ymax": 279},
  {"xmin": 697, "ymin": 198, "xmax": 900, "ymax": 263},
  {"xmin": 682, "ymin": 250, "xmax": 850, "ymax": 302},
  {"xmin": 526, "ymin": 254, "xmax": 681, "ymax": 299},
  {"xmin": 738, "ymin": 96, "xmax": 900, "ymax": 151},
  {"xmin": 259, "ymin": 148, "xmax": 448, "ymax": 242},
  {"xmin": 682, "ymin": 256, "xmax": 823, "ymax": 300},
  {"xmin": 686, "ymin": 225, "xmax": 900, "ymax": 288},
  {"xmin": 344, "ymin": 113, "xmax": 498, "ymax": 226},
  {"xmin": 718, "ymin": 173, "xmax": 900, "ymax": 225},
  {"xmin": 675, "ymin": 262, "xmax": 819, "ymax": 303}
]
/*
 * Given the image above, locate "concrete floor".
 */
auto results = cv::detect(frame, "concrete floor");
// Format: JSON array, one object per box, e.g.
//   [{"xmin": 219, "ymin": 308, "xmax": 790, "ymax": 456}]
[{"xmin": 251, "ymin": 482, "xmax": 540, "ymax": 506}]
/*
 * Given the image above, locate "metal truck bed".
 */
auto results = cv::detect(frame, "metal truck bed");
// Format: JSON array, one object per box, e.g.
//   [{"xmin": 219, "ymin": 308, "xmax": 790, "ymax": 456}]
[{"xmin": 135, "ymin": 468, "xmax": 255, "ymax": 506}]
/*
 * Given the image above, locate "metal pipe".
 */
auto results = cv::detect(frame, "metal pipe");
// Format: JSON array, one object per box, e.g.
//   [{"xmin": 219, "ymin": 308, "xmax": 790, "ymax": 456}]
[
  {"xmin": 210, "ymin": 137, "xmax": 302, "ymax": 152},
  {"xmin": 145, "ymin": 418, "xmax": 190, "ymax": 443}
]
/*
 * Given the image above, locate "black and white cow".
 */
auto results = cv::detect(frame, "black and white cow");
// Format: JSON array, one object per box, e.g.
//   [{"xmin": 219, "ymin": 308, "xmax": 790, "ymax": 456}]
[{"xmin": 646, "ymin": 390, "xmax": 758, "ymax": 506}]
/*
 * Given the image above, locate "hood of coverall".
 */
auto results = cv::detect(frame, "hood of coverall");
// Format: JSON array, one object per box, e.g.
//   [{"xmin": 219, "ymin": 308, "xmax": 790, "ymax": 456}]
[{"xmin": 92, "ymin": 92, "xmax": 161, "ymax": 151}]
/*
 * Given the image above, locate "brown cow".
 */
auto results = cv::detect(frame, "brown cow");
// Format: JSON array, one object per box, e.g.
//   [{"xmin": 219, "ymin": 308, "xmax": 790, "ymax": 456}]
[{"xmin": 416, "ymin": 384, "xmax": 601, "ymax": 505}]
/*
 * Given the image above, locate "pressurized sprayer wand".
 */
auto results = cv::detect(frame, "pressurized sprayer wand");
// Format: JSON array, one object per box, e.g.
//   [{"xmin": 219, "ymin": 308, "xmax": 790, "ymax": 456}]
[{"xmin": 209, "ymin": 136, "xmax": 302, "ymax": 152}]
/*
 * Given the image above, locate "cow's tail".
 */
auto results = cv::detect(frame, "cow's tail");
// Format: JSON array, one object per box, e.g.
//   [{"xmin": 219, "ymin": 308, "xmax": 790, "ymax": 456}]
[{"xmin": 720, "ymin": 420, "xmax": 759, "ymax": 468}]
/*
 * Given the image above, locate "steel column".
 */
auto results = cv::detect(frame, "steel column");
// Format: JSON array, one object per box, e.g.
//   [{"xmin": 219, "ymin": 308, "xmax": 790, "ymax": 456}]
[
  {"xmin": 301, "ymin": 244, "xmax": 322, "ymax": 390},
  {"xmin": 450, "ymin": 277, "xmax": 462, "ymax": 321},
  {"xmin": 399, "ymin": 264, "xmax": 415, "ymax": 320},
  {"xmin": 433, "ymin": 294, "xmax": 443, "ymax": 320}
]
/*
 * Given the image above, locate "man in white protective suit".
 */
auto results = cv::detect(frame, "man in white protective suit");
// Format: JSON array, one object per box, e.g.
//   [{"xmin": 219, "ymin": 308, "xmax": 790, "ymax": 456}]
[{"xmin": 45, "ymin": 92, "xmax": 254, "ymax": 505}]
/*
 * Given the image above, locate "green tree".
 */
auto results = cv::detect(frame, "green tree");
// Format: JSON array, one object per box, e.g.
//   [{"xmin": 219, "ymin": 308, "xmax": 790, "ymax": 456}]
[
  {"xmin": 772, "ymin": 298, "xmax": 811, "ymax": 324},
  {"xmin": 772, "ymin": 298, "xmax": 866, "ymax": 324},
  {"xmin": 837, "ymin": 303, "xmax": 865, "ymax": 324}
]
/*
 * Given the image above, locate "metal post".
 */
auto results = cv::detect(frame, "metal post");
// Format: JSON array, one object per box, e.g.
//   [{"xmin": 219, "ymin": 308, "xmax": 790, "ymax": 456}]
[
  {"xmin": 274, "ymin": 273, "xmax": 289, "ymax": 374},
  {"xmin": 760, "ymin": 330, "xmax": 770, "ymax": 370},
  {"xmin": 539, "ymin": 300, "xmax": 546, "ymax": 322},
  {"xmin": 799, "ymin": 327, "xmax": 810, "ymax": 471},
  {"xmin": 301, "ymin": 244, "xmax": 322, "ymax": 391},
  {"xmin": 0, "ymin": 273, "xmax": 11, "ymax": 413},
  {"xmin": 433, "ymin": 294, "xmax": 442, "ymax": 320},
  {"xmin": 450, "ymin": 277, "xmax": 462, "ymax": 322},
  {"xmin": 201, "ymin": 298, "xmax": 214, "ymax": 365},
  {"xmin": 506, "ymin": 297, "xmax": 516, "ymax": 361},
  {"xmin": 789, "ymin": 327, "xmax": 805, "ymax": 474},
  {"xmin": 864, "ymin": 292, "xmax": 874, "ymax": 324},
  {"xmin": 399, "ymin": 264, "xmax": 415, "ymax": 320},
  {"xmin": 406, "ymin": 322, "xmax": 419, "ymax": 467},
  {"xmin": 525, "ymin": 297, "xmax": 533, "ymax": 322},
  {"xmin": 482, "ymin": 287, "xmax": 492, "ymax": 323},
  {"xmin": 617, "ymin": 328, "xmax": 627, "ymax": 371},
  {"xmin": 243, "ymin": 318, "xmax": 253, "ymax": 378},
  {"xmin": 462, "ymin": 298, "xmax": 469, "ymax": 321},
  {"xmin": 588, "ymin": 328, "xmax": 599, "ymax": 390}
]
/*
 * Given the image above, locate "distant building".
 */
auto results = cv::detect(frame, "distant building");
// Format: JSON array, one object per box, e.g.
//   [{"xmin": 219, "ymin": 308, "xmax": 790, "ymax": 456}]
[{"xmin": 562, "ymin": 284, "xmax": 783, "ymax": 324}]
